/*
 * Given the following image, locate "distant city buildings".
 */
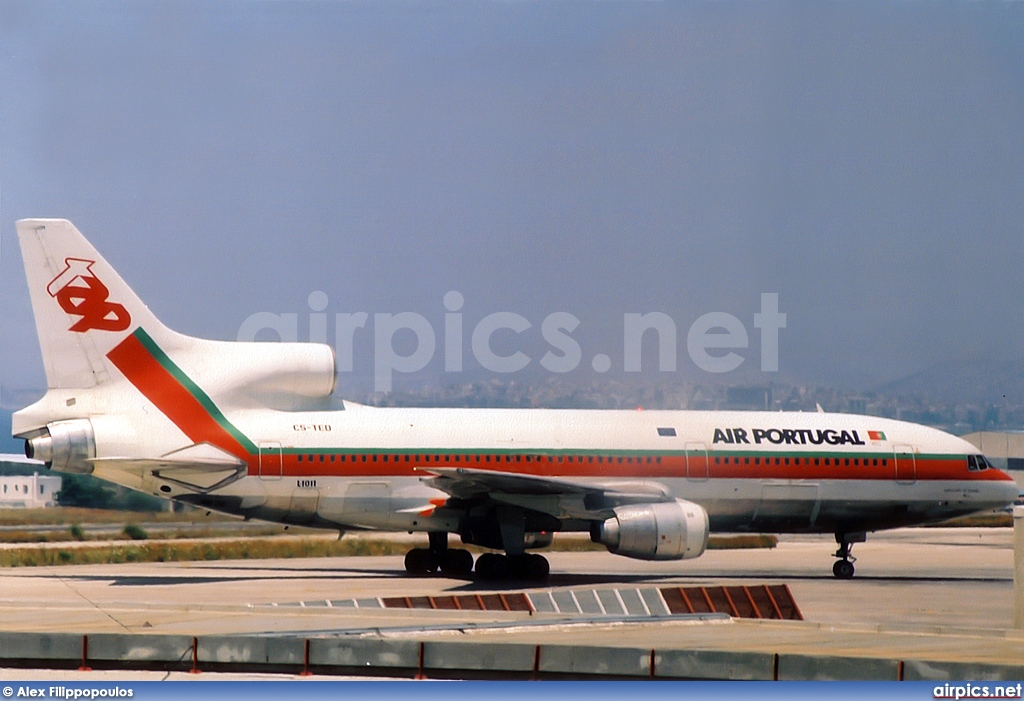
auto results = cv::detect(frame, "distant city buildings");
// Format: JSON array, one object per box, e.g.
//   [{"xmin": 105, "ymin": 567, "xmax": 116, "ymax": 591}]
[
  {"xmin": 0, "ymin": 472, "xmax": 61, "ymax": 509},
  {"xmin": 358, "ymin": 377, "xmax": 1024, "ymax": 437}
]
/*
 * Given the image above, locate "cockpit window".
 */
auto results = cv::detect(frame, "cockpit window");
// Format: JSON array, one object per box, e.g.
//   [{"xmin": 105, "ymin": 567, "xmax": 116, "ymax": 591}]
[{"xmin": 967, "ymin": 454, "xmax": 991, "ymax": 471}]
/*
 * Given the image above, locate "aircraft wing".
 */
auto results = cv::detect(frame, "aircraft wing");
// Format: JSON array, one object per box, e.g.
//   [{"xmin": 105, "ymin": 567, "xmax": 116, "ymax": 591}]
[
  {"xmin": 417, "ymin": 466, "xmax": 596, "ymax": 498},
  {"xmin": 417, "ymin": 466, "xmax": 672, "ymax": 520}
]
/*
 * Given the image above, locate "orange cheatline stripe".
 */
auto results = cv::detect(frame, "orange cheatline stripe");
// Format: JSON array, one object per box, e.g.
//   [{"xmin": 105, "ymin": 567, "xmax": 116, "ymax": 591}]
[{"xmin": 106, "ymin": 331, "xmax": 253, "ymax": 461}]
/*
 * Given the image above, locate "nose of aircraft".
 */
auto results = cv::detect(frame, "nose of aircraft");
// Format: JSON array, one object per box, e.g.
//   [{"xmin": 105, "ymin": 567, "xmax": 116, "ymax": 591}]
[{"xmin": 995, "ymin": 471, "xmax": 1022, "ymax": 507}]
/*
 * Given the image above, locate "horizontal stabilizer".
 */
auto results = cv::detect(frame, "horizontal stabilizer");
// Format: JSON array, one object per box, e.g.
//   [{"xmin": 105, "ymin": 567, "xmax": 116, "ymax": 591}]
[{"xmin": 0, "ymin": 453, "xmax": 44, "ymax": 467}]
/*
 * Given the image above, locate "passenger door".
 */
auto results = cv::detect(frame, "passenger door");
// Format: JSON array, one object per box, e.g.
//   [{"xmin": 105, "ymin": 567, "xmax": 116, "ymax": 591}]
[
  {"xmin": 685, "ymin": 442, "xmax": 709, "ymax": 481},
  {"xmin": 894, "ymin": 444, "xmax": 917, "ymax": 484},
  {"xmin": 258, "ymin": 441, "xmax": 283, "ymax": 480}
]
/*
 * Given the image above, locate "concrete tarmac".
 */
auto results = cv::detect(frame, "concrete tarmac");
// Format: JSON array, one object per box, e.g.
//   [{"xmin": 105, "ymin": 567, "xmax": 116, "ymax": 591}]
[{"xmin": 1, "ymin": 527, "xmax": 1021, "ymax": 669}]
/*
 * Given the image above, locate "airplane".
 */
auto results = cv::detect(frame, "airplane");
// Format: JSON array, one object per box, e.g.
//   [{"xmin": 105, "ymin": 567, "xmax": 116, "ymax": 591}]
[{"xmin": 11, "ymin": 219, "xmax": 1018, "ymax": 580}]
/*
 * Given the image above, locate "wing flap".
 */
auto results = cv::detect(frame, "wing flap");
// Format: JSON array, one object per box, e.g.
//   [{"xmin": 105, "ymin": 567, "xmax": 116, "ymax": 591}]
[{"xmin": 417, "ymin": 466, "xmax": 673, "ymax": 520}]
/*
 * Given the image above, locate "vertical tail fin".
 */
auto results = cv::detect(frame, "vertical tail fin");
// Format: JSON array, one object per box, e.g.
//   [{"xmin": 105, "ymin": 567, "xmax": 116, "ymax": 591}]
[{"xmin": 17, "ymin": 219, "xmax": 176, "ymax": 389}]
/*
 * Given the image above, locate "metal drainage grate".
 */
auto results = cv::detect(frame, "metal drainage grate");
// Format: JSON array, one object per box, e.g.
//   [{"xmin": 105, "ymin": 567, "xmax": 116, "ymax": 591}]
[
  {"xmin": 659, "ymin": 584, "xmax": 802, "ymax": 620},
  {"xmin": 262, "ymin": 583, "xmax": 801, "ymax": 621},
  {"xmin": 381, "ymin": 592, "xmax": 533, "ymax": 612}
]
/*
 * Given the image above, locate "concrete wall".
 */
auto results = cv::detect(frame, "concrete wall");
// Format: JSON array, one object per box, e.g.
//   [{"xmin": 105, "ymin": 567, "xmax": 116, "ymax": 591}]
[{"xmin": 4, "ymin": 632, "xmax": 1024, "ymax": 680}]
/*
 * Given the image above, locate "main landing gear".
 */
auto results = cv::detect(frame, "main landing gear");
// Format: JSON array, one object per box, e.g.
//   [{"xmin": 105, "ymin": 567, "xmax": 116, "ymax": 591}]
[
  {"xmin": 404, "ymin": 531, "xmax": 474, "ymax": 576},
  {"xmin": 832, "ymin": 532, "xmax": 865, "ymax": 579},
  {"xmin": 475, "ymin": 552, "xmax": 550, "ymax": 581},
  {"xmin": 402, "ymin": 531, "xmax": 551, "ymax": 581}
]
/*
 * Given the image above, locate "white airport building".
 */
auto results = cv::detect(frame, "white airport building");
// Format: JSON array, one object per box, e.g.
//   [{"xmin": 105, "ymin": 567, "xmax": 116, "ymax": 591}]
[{"xmin": 0, "ymin": 472, "xmax": 62, "ymax": 508}]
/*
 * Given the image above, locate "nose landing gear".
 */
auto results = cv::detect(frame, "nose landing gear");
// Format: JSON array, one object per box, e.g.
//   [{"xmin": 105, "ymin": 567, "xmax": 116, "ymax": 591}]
[
  {"xmin": 832, "ymin": 556, "xmax": 855, "ymax": 579},
  {"xmin": 832, "ymin": 532, "xmax": 865, "ymax": 579}
]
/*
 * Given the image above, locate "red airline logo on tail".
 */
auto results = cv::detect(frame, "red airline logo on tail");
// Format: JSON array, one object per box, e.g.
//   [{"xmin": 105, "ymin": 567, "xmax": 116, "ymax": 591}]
[{"xmin": 47, "ymin": 258, "xmax": 131, "ymax": 333}]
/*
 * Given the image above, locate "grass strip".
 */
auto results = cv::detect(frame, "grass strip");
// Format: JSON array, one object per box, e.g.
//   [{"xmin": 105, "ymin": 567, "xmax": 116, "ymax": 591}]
[
  {"xmin": 0, "ymin": 533, "xmax": 775, "ymax": 568},
  {"xmin": 0, "ymin": 507, "xmax": 237, "ymax": 526}
]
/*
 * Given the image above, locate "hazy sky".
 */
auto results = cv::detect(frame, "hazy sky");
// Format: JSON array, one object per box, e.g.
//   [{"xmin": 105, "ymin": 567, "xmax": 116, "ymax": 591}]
[{"xmin": 2, "ymin": 1, "xmax": 1023, "ymax": 397}]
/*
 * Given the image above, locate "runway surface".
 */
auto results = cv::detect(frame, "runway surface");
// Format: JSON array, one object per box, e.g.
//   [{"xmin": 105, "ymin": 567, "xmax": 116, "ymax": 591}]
[{"xmin": 1, "ymin": 527, "xmax": 1021, "ymax": 668}]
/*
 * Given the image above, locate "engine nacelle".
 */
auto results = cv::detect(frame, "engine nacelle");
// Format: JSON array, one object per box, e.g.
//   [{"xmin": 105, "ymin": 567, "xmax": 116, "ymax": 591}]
[
  {"xmin": 199, "ymin": 342, "xmax": 337, "ymax": 403},
  {"xmin": 25, "ymin": 419, "xmax": 96, "ymax": 474},
  {"xmin": 593, "ymin": 499, "xmax": 709, "ymax": 561}
]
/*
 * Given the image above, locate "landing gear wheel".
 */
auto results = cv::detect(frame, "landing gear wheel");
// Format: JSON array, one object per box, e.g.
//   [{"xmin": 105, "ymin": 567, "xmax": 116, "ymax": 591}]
[
  {"xmin": 525, "ymin": 553, "xmax": 550, "ymax": 581},
  {"xmin": 475, "ymin": 552, "xmax": 508, "ymax": 580},
  {"xmin": 832, "ymin": 533, "xmax": 861, "ymax": 579},
  {"xmin": 833, "ymin": 559, "xmax": 855, "ymax": 579},
  {"xmin": 440, "ymin": 548, "xmax": 474, "ymax": 576},
  {"xmin": 476, "ymin": 552, "xmax": 548, "ymax": 581},
  {"xmin": 404, "ymin": 548, "xmax": 438, "ymax": 575},
  {"xmin": 506, "ymin": 554, "xmax": 531, "ymax": 580},
  {"xmin": 507, "ymin": 553, "xmax": 550, "ymax": 580}
]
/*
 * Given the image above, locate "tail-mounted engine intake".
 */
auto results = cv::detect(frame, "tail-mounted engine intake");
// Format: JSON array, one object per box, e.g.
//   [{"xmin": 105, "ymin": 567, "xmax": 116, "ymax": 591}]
[
  {"xmin": 24, "ymin": 419, "xmax": 96, "ymax": 474},
  {"xmin": 592, "ymin": 499, "xmax": 709, "ymax": 561}
]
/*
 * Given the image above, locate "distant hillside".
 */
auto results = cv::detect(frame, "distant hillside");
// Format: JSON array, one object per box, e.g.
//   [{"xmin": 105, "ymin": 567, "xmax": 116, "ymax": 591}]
[
  {"xmin": 0, "ymin": 409, "xmax": 25, "ymax": 453},
  {"xmin": 875, "ymin": 358, "xmax": 1024, "ymax": 407}
]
